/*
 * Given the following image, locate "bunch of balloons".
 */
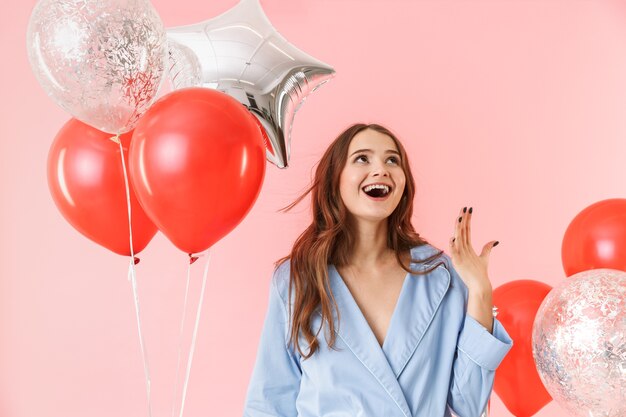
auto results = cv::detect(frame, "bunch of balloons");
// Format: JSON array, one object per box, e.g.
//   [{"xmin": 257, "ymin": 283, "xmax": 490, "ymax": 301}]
[
  {"xmin": 28, "ymin": 0, "xmax": 335, "ymax": 257},
  {"xmin": 28, "ymin": 2, "xmax": 335, "ymax": 417},
  {"xmin": 492, "ymin": 199, "xmax": 626, "ymax": 417},
  {"xmin": 534, "ymin": 199, "xmax": 626, "ymax": 417}
]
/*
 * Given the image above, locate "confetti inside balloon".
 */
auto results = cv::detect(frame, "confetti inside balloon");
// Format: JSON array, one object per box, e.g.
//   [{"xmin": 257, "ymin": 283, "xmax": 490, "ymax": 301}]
[
  {"xmin": 532, "ymin": 269, "xmax": 626, "ymax": 417},
  {"xmin": 26, "ymin": 0, "xmax": 167, "ymax": 134}
]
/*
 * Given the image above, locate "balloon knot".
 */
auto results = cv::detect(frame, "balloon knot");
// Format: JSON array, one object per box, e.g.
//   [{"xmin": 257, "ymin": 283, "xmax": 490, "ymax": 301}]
[
  {"xmin": 189, "ymin": 255, "xmax": 199, "ymax": 265},
  {"xmin": 133, "ymin": 257, "xmax": 140, "ymax": 265}
]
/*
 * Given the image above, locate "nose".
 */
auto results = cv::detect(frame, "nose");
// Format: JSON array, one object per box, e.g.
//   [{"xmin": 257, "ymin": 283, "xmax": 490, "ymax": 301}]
[{"xmin": 371, "ymin": 161, "xmax": 390, "ymax": 177}]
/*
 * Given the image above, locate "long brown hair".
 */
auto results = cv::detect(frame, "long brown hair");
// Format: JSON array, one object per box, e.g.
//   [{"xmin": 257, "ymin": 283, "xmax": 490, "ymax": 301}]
[{"xmin": 276, "ymin": 123, "xmax": 443, "ymax": 359}]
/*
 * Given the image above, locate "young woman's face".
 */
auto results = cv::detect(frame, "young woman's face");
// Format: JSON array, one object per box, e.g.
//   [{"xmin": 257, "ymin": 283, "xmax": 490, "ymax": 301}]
[{"xmin": 339, "ymin": 129, "xmax": 406, "ymax": 224}]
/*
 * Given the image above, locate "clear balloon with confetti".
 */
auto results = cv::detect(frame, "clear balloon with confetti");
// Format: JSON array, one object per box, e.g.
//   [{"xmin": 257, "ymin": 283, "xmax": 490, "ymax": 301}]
[
  {"xmin": 532, "ymin": 268, "xmax": 626, "ymax": 417},
  {"xmin": 26, "ymin": 0, "xmax": 167, "ymax": 134}
]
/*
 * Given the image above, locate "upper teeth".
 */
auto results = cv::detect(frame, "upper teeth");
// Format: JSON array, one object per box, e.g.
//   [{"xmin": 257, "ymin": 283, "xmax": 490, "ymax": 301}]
[{"xmin": 363, "ymin": 184, "xmax": 390, "ymax": 193}]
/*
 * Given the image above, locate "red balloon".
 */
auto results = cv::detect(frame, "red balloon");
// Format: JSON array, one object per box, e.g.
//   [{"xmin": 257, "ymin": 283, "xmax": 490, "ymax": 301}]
[
  {"xmin": 562, "ymin": 198, "xmax": 626, "ymax": 276},
  {"xmin": 493, "ymin": 280, "xmax": 553, "ymax": 417},
  {"xmin": 48, "ymin": 119, "xmax": 158, "ymax": 256},
  {"xmin": 129, "ymin": 88, "xmax": 266, "ymax": 254}
]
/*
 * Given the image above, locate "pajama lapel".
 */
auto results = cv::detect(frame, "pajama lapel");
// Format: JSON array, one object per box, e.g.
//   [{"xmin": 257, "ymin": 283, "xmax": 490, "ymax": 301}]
[
  {"xmin": 326, "ymin": 244, "xmax": 450, "ymax": 417},
  {"xmin": 382, "ymin": 258, "xmax": 451, "ymax": 378}
]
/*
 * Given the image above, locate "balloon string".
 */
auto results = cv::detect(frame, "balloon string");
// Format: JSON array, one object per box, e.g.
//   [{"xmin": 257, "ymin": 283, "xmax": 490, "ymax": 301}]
[
  {"xmin": 178, "ymin": 249, "xmax": 212, "ymax": 417},
  {"xmin": 170, "ymin": 257, "xmax": 193, "ymax": 417},
  {"xmin": 128, "ymin": 260, "xmax": 153, "ymax": 417},
  {"xmin": 113, "ymin": 134, "xmax": 136, "ymax": 267},
  {"xmin": 116, "ymin": 134, "xmax": 152, "ymax": 417}
]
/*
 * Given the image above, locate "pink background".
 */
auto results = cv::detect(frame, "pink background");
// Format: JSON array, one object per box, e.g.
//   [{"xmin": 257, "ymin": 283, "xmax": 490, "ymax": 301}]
[{"xmin": 2, "ymin": 0, "xmax": 626, "ymax": 416}]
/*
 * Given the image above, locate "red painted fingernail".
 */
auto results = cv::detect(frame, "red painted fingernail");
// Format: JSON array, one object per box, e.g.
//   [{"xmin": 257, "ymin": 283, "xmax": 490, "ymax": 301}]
[
  {"xmin": 493, "ymin": 241, "xmax": 499, "ymax": 247},
  {"xmin": 458, "ymin": 217, "xmax": 462, "ymax": 222}
]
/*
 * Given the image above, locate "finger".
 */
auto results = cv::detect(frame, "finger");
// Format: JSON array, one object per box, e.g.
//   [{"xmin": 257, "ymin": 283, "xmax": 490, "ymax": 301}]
[
  {"xmin": 479, "ymin": 240, "xmax": 499, "ymax": 260},
  {"xmin": 449, "ymin": 236, "xmax": 461, "ymax": 259},
  {"xmin": 455, "ymin": 207, "xmax": 464, "ymax": 251},
  {"xmin": 465, "ymin": 206, "xmax": 472, "ymax": 247},
  {"xmin": 459, "ymin": 207, "xmax": 468, "ymax": 253}
]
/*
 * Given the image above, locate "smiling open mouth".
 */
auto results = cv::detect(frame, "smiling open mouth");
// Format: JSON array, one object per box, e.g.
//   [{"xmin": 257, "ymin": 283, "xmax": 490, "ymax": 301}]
[{"xmin": 362, "ymin": 184, "xmax": 391, "ymax": 198}]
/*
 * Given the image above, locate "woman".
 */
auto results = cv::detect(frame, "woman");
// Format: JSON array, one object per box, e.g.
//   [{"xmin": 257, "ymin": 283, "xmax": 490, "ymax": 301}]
[{"xmin": 243, "ymin": 123, "xmax": 513, "ymax": 417}]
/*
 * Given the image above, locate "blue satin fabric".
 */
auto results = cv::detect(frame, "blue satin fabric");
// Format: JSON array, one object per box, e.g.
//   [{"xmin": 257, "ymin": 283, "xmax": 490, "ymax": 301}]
[{"xmin": 244, "ymin": 244, "xmax": 513, "ymax": 417}]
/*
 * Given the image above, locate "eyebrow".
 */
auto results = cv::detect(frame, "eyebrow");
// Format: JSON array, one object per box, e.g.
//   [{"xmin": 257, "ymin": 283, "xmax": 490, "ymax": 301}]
[{"xmin": 350, "ymin": 149, "xmax": 401, "ymax": 157}]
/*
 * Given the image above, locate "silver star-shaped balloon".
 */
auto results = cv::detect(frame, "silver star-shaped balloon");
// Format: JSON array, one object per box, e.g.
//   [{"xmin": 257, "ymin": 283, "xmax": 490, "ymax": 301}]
[{"xmin": 165, "ymin": 0, "xmax": 335, "ymax": 168}]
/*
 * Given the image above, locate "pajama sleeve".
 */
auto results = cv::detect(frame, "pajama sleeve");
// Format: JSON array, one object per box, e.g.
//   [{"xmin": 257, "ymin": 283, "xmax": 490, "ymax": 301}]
[
  {"xmin": 243, "ymin": 263, "xmax": 302, "ymax": 417},
  {"xmin": 444, "ymin": 258, "xmax": 514, "ymax": 417}
]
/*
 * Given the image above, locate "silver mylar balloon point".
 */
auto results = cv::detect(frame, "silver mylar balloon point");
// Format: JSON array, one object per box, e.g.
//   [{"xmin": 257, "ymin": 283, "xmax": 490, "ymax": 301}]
[
  {"xmin": 532, "ymin": 268, "xmax": 626, "ymax": 417},
  {"xmin": 165, "ymin": 0, "xmax": 336, "ymax": 168}
]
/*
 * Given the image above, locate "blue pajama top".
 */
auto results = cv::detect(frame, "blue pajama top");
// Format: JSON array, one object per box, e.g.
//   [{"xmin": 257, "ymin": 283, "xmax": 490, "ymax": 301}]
[{"xmin": 243, "ymin": 243, "xmax": 513, "ymax": 417}]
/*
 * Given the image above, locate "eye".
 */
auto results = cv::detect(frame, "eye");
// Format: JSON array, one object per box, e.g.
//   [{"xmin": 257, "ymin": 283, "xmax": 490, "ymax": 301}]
[{"xmin": 353, "ymin": 154, "xmax": 400, "ymax": 165}]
